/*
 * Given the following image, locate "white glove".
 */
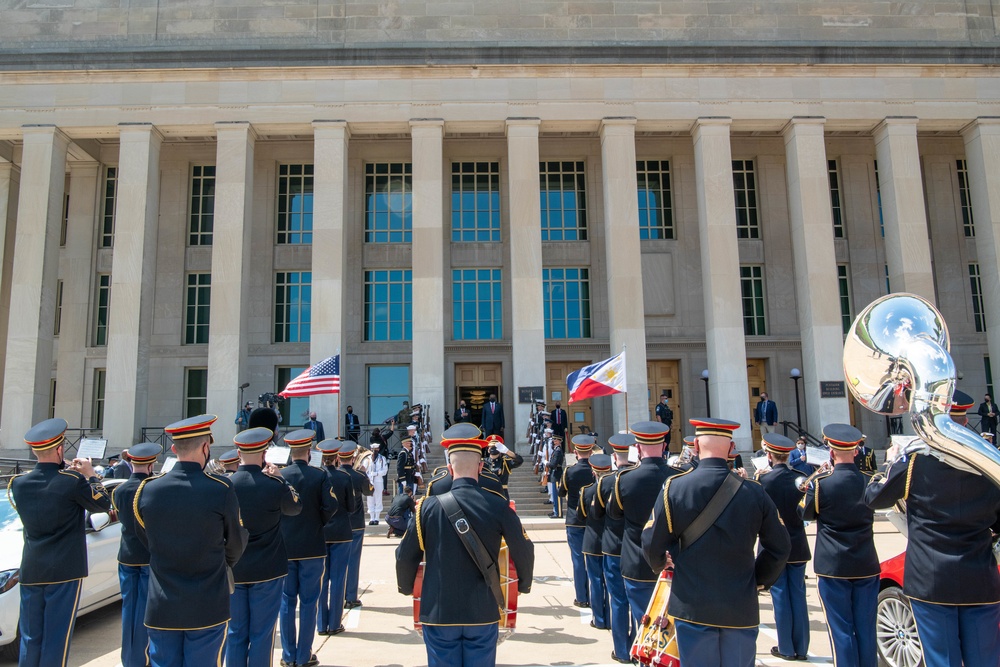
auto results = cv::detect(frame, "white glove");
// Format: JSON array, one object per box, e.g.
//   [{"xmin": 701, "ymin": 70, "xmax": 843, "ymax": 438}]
[{"xmin": 495, "ymin": 443, "xmax": 509, "ymax": 454}]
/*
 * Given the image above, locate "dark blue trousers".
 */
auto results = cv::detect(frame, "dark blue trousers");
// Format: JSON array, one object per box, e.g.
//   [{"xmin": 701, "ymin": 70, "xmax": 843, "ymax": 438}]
[
  {"xmin": 623, "ymin": 578, "xmax": 656, "ymax": 630},
  {"xmin": 910, "ymin": 599, "xmax": 1000, "ymax": 667},
  {"xmin": 345, "ymin": 529, "xmax": 364, "ymax": 603},
  {"xmin": 585, "ymin": 553, "xmax": 608, "ymax": 628},
  {"xmin": 817, "ymin": 575, "xmax": 878, "ymax": 667},
  {"xmin": 566, "ymin": 526, "xmax": 588, "ymax": 604},
  {"xmin": 770, "ymin": 562, "xmax": 809, "ymax": 657},
  {"xmin": 18, "ymin": 579, "xmax": 82, "ymax": 667},
  {"xmin": 318, "ymin": 541, "xmax": 351, "ymax": 633},
  {"xmin": 675, "ymin": 620, "xmax": 757, "ymax": 667},
  {"xmin": 226, "ymin": 577, "xmax": 284, "ymax": 667},
  {"xmin": 147, "ymin": 622, "xmax": 227, "ymax": 667},
  {"xmin": 280, "ymin": 557, "xmax": 325, "ymax": 666},
  {"xmin": 423, "ymin": 623, "xmax": 498, "ymax": 667},
  {"xmin": 548, "ymin": 481, "xmax": 561, "ymax": 516},
  {"xmin": 119, "ymin": 564, "xmax": 150, "ymax": 667},
  {"xmin": 604, "ymin": 554, "xmax": 633, "ymax": 659}
]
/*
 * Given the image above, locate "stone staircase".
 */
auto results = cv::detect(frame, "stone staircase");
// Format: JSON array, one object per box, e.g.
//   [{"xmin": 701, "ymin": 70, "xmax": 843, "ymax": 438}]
[{"xmin": 507, "ymin": 460, "xmax": 554, "ymax": 517}]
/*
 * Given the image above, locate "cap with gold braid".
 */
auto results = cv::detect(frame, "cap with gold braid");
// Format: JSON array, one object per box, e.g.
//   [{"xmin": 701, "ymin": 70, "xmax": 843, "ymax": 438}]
[
  {"xmin": 949, "ymin": 389, "xmax": 975, "ymax": 417},
  {"xmin": 234, "ymin": 427, "xmax": 274, "ymax": 455},
  {"xmin": 630, "ymin": 421, "xmax": 670, "ymax": 446},
  {"xmin": 338, "ymin": 441, "xmax": 359, "ymax": 460},
  {"xmin": 24, "ymin": 418, "xmax": 68, "ymax": 452},
  {"xmin": 683, "ymin": 435, "xmax": 696, "ymax": 447},
  {"xmin": 607, "ymin": 433, "xmax": 635, "ymax": 454},
  {"xmin": 125, "ymin": 442, "xmax": 161, "ymax": 465},
  {"xmin": 689, "ymin": 417, "xmax": 740, "ymax": 439},
  {"xmin": 761, "ymin": 432, "xmax": 796, "ymax": 455},
  {"xmin": 822, "ymin": 423, "xmax": 864, "ymax": 452},
  {"xmin": 571, "ymin": 434, "xmax": 596, "ymax": 454},
  {"xmin": 439, "ymin": 422, "xmax": 489, "ymax": 455},
  {"xmin": 218, "ymin": 449, "xmax": 240, "ymax": 465},
  {"xmin": 485, "ymin": 434, "xmax": 504, "ymax": 445},
  {"xmin": 316, "ymin": 439, "xmax": 343, "ymax": 455},
  {"xmin": 589, "ymin": 453, "xmax": 612, "ymax": 472},
  {"xmin": 164, "ymin": 414, "xmax": 217, "ymax": 443},
  {"xmin": 283, "ymin": 429, "xmax": 316, "ymax": 448}
]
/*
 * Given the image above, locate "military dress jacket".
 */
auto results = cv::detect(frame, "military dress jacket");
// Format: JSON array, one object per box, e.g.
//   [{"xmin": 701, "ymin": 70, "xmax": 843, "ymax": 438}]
[
  {"xmin": 112, "ymin": 472, "xmax": 151, "ymax": 567},
  {"xmin": 134, "ymin": 461, "xmax": 248, "ymax": 629},
  {"xmin": 230, "ymin": 465, "xmax": 302, "ymax": 584},
  {"xmin": 340, "ymin": 464, "xmax": 373, "ymax": 531},
  {"xmin": 323, "ymin": 466, "xmax": 357, "ymax": 543},
  {"xmin": 642, "ymin": 459, "xmax": 790, "ymax": 628},
  {"xmin": 396, "ymin": 478, "xmax": 534, "ymax": 625},
  {"xmin": 279, "ymin": 459, "xmax": 337, "ymax": 559},
  {"xmin": 758, "ymin": 463, "xmax": 811, "ymax": 564},
  {"xmin": 580, "ymin": 482, "xmax": 605, "ymax": 556},
  {"xmin": 484, "ymin": 452, "xmax": 524, "ymax": 489},
  {"xmin": 591, "ymin": 465, "xmax": 633, "ymax": 557},
  {"xmin": 799, "ymin": 463, "xmax": 879, "ymax": 579},
  {"xmin": 606, "ymin": 457, "xmax": 678, "ymax": 581},
  {"xmin": 560, "ymin": 459, "xmax": 593, "ymax": 528},
  {"xmin": 426, "ymin": 467, "xmax": 507, "ymax": 500},
  {"xmin": 9, "ymin": 462, "xmax": 112, "ymax": 584},
  {"xmin": 397, "ymin": 449, "xmax": 417, "ymax": 486},
  {"xmin": 865, "ymin": 452, "xmax": 1000, "ymax": 604}
]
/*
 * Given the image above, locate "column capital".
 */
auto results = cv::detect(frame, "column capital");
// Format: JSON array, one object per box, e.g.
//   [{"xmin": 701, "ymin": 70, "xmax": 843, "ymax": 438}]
[
  {"xmin": 313, "ymin": 119, "xmax": 350, "ymax": 137},
  {"xmin": 961, "ymin": 116, "xmax": 1000, "ymax": 139},
  {"xmin": 20, "ymin": 124, "xmax": 71, "ymax": 147},
  {"xmin": 505, "ymin": 117, "xmax": 541, "ymax": 136},
  {"xmin": 781, "ymin": 116, "xmax": 826, "ymax": 137},
  {"xmin": 117, "ymin": 122, "xmax": 164, "ymax": 142},
  {"xmin": 690, "ymin": 117, "xmax": 732, "ymax": 139},
  {"xmin": 409, "ymin": 119, "xmax": 444, "ymax": 136},
  {"xmin": 873, "ymin": 116, "xmax": 919, "ymax": 139},
  {"xmin": 215, "ymin": 120, "xmax": 258, "ymax": 141}
]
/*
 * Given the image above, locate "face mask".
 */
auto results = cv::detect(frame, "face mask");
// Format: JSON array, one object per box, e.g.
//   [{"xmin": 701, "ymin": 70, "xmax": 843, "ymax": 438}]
[{"xmin": 202, "ymin": 443, "xmax": 211, "ymax": 470}]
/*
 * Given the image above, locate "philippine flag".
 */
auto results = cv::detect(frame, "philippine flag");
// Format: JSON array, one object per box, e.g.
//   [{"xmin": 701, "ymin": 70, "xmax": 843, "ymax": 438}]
[{"xmin": 566, "ymin": 352, "xmax": 627, "ymax": 403}]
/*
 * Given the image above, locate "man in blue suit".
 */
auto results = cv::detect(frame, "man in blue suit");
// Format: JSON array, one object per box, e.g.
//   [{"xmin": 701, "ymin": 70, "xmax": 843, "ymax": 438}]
[
  {"xmin": 755, "ymin": 393, "xmax": 778, "ymax": 434},
  {"xmin": 480, "ymin": 393, "xmax": 505, "ymax": 437}
]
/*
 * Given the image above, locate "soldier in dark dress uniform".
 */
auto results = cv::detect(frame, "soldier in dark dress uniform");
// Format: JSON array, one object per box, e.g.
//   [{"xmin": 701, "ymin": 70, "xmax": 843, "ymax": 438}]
[
  {"xmin": 606, "ymin": 421, "xmax": 677, "ymax": 628},
  {"xmin": 111, "ymin": 441, "xmax": 161, "ymax": 667},
  {"xmin": 865, "ymin": 390, "xmax": 1000, "ymax": 667},
  {"xmin": 483, "ymin": 434, "xmax": 524, "ymax": 500},
  {"xmin": 396, "ymin": 429, "xmax": 534, "ymax": 667},
  {"xmin": 641, "ymin": 418, "xmax": 790, "ymax": 667},
  {"xmin": 799, "ymin": 423, "xmax": 880, "ymax": 667},
  {"xmin": 546, "ymin": 435, "xmax": 565, "ymax": 517},
  {"xmin": 316, "ymin": 439, "xmax": 358, "ymax": 636},
  {"xmin": 853, "ymin": 436, "xmax": 877, "ymax": 473},
  {"xmin": 385, "ymin": 487, "xmax": 416, "ymax": 537},
  {"xmin": 338, "ymin": 441, "xmax": 374, "ymax": 610},
  {"xmin": 426, "ymin": 424, "xmax": 507, "ymax": 500},
  {"xmin": 278, "ymin": 429, "xmax": 337, "ymax": 667},
  {"xmin": 561, "ymin": 434, "xmax": 595, "ymax": 608},
  {"xmin": 757, "ymin": 432, "xmax": 811, "ymax": 660},
  {"xmin": 581, "ymin": 453, "xmax": 612, "ymax": 630},
  {"xmin": 218, "ymin": 448, "xmax": 240, "ymax": 474},
  {"xmin": 8, "ymin": 418, "xmax": 113, "ymax": 667},
  {"xmin": 591, "ymin": 433, "xmax": 636, "ymax": 663},
  {"xmin": 397, "ymin": 436, "xmax": 417, "ymax": 494},
  {"xmin": 133, "ymin": 415, "xmax": 248, "ymax": 667},
  {"xmin": 227, "ymin": 427, "xmax": 302, "ymax": 667}
]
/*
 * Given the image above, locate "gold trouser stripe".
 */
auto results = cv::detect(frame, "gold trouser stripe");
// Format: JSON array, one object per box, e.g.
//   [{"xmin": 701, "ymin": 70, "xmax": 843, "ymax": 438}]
[{"xmin": 59, "ymin": 579, "xmax": 83, "ymax": 667}]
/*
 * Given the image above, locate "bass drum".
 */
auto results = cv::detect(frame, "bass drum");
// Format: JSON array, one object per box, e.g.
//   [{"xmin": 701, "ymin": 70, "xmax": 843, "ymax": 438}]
[
  {"xmin": 413, "ymin": 540, "xmax": 519, "ymax": 644},
  {"xmin": 631, "ymin": 569, "xmax": 680, "ymax": 666},
  {"xmin": 353, "ymin": 446, "xmax": 373, "ymax": 476}
]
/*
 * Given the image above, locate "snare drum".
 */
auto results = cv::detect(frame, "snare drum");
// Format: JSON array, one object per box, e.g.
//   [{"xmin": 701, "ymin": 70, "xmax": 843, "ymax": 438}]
[{"xmin": 630, "ymin": 569, "xmax": 680, "ymax": 666}]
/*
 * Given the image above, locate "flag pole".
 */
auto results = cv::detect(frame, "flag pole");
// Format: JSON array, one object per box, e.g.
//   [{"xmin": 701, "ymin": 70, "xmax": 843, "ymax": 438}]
[
  {"xmin": 336, "ymin": 349, "xmax": 342, "ymax": 440},
  {"xmin": 621, "ymin": 344, "xmax": 629, "ymax": 432}
]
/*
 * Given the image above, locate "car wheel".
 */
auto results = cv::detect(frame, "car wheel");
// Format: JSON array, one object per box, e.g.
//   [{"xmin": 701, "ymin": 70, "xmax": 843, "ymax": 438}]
[
  {"xmin": 0, "ymin": 627, "xmax": 19, "ymax": 662},
  {"xmin": 876, "ymin": 586, "xmax": 924, "ymax": 667}
]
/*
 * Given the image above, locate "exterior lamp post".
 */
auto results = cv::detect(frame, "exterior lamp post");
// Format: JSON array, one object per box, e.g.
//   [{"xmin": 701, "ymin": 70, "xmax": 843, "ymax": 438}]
[
  {"xmin": 790, "ymin": 368, "xmax": 803, "ymax": 432},
  {"xmin": 701, "ymin": 369, "xmax": 711, "ymax": 418}
]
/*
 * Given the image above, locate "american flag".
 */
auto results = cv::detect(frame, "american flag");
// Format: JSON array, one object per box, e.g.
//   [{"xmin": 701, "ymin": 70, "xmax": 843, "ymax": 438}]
[{"xmin": 279, "ymin": 355, "xmax": 340, "ymax": 397}]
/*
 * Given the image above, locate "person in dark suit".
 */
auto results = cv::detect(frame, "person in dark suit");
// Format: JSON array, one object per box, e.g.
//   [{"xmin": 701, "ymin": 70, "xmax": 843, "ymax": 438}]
[
  {"xmin": 978, "ymin": 393, "xmax": 998, "ymax": 436},
  {"xmin": 581, "ymin": 453, "xmax": 612, "ymax": 630},
  {"xmin": 606, "ymin": 421, "xmax": 678, "ymax": 629},
  {"xmin": 757, "ymin": 433, "xmax": 812, "ymax": 661},
  {"xmin": 338, "ymin": 441, "xmax": 374, "ymax": 610},
  {"xmin": 278, "ymin": 428, "xmax": 337, "ymax": 667},
  {"xmin": 865, "ymin": 390, "xmax": 1000, "ymax": 667},
  {"xmin": 110, "ymin": 442, "xmax": 161, "ymax": 667},
  {"xmin": 591, "ymin": 434, "xmax": 637, "ymax": 663},
  {"xmin": 480, "ymin": 393, "xmax": 505, "ymax": 437},
  {"xmin": 562, "ymin": 434, "xmax": 595, "ymax": 608},
  {"xmin": 800, "ymin": 423, "xmax": 880, "ymax": 667},
  {"xmin": 550, "ymin": 402, "xmax": 569, "ymax": 440},
  {"xmin": 304, "ymin": 412, "xmax": 326, "ymax": 442},
  {"xmin": 8, "ymin": 418, "xmax": 113, "ymax": 667},
  {"xmin": 316, "ymin": 439, "xmax": 358, "ymax": 636},
  {"xmin": 454, "ymin": 400, "xmax": 471, "ymax": 424},
  {"xmin": 344, "ymin": 406, "xmax": 360, "ymax": 442},
  {"xmin": 133, "ymin": 415, "xmax": 248, "ymax": 667},
  {"xmin": 395, "ymin": 427, "xmax": 534, "ymax": 667},
  {"xmin": 642, "ymin": 418, "xmax": 790, "ymax": 667},
  {"xmin": 227, "ymin": 427, "xmax": 302, "ymax": 667},
  {"xmin": 754, "ymin": 392, "xmax": 779, "ymax": 434},
  {"xmin": 111, "ymin": 453, "xmax": 133, "ymax": 479}
]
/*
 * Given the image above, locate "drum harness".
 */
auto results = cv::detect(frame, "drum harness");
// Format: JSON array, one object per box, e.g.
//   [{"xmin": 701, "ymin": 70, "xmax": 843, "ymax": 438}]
[
  {"xmin": 437, "ymin": 491, "xmax": 507, "ymax": 610},
  {"xmin": 678, "ymin": 472, "xmax": 741, "ymax": 551}
]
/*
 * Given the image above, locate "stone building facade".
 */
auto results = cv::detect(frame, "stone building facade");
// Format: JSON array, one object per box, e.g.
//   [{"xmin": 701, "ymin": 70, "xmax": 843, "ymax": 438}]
[{"xmin": 0, "ymin": 2, "xmax": 998, "ymax": 454}]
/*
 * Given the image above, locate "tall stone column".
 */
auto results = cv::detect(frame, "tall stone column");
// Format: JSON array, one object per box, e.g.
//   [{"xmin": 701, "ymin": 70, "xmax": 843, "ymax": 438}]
[
  {"xmin": 103, "ymin": 124, "xmax": 161, "ymax": 448},
  {"xmin": 206, "ymin": 122, "xmax": 255, "ymax": 447},
  {"xmin": 873, "ymin": 117, "xmax": 935, "ymax": 301},
  {"xmin": 55, "ymin": 162, "xmax": 101, "ymax": 424},
  {"xmin": 410, "ymin": 120, "xmax": 446, "ymax": 439},
  {"xmin": 0, "ymin": 158, "xmax": 18, "ymax": 424},
  {"xmin": 600, "ymin": 118, "xmax": 649, "ymax": 429},
  {"xmin": 691, "ymin": 118, "xmax": 752, "ymax": 451},
  {"xmin": 1, "ymin": 126, "xmax": 68, "ymax": 450},
  {"xmin": 782, "ymin": 118, "xmax": 851, "ymax": 432},
  {"xmin": 310, "ymin": 121, "xmax": 350, "ymax": 437},
  {"xmin": 507, "ymin": 118, "xmax": 546, "ymax": 447},
  {"xmin": 963, "ymin": 118, "xmax": 1000, "ymax": 374}
]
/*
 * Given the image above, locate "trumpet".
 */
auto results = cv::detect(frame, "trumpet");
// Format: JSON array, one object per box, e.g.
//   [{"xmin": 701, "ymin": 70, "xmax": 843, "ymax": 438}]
[{"xmin": 795, "ymin": 462, "xmax": 832, "ymax": 492}]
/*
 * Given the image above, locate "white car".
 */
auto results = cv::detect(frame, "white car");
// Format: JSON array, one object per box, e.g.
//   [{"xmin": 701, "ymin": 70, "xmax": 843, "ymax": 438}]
[{"xmin": 0, "ymin": 477, "xmax": 124, "ymax": 660}]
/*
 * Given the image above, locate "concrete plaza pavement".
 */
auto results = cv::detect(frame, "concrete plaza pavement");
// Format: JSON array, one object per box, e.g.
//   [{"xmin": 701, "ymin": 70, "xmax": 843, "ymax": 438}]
[{"xmin": 51, "ymin": 519, "xmax": 907, "ymax": 667}]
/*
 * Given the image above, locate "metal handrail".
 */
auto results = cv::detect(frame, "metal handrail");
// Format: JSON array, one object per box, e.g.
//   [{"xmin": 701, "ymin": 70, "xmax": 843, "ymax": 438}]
[{"xmin": 779, "ymin": 421, "xmax": 824, "ymax": 446}]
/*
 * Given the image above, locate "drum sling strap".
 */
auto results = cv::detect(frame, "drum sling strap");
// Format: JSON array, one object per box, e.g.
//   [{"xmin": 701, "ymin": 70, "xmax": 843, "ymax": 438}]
[
  {"xmin": 678, "ymin": 473, "xmax": 741, "ymax": 551},
  {"xmin": 437, "ymin": 491, "xmax": 507, "ymax": 610}
]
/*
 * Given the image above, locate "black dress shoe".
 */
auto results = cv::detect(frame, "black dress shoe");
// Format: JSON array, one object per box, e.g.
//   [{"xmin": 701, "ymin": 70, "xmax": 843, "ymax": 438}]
[
  {"xmin": 330, "ymin": 625, "xmax": 346, "ymax": 635},
  {"xmin": 573, "ymin": 600, "xmax": 591, "ymax": 609},
  {"xmin": 547, "ymin": 513, "xmax": 561, "ymax": 519},
  {"xmin": 543, "ymin": 499, "xmax": 552, "ymax": 504},
  {"xmin": 794, "ymin": 655, "xmax": 808, "ymax": 661},
  {"xmin": 301, "ymin": 656, "xmax": 320, "ymax": 667},
  {"xmin": 770, "ymin": 647, "xmax": 797, "ymax": 661},
  {"xmin": 344, "ymin": 599, "xmax": 362, "ymax": 609},
  {"xmin": 589, "ymin": 619, "xmax": 608, "ymax": 629},
  {"xmin": 610, "ymin": 651, "xmax": 632, "ymax": 664},
  {"xmin": 317, "ymin": 628, "xmax": 330, "ymax": 636}
]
